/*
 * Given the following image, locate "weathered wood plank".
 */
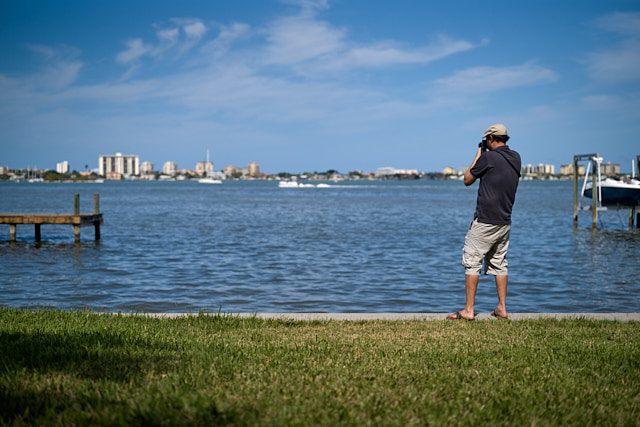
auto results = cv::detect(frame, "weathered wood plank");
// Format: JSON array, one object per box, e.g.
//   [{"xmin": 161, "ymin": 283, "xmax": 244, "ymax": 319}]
[{"xmin": 0, "ymin": 213, "xmax": 103, "ymax": 226}]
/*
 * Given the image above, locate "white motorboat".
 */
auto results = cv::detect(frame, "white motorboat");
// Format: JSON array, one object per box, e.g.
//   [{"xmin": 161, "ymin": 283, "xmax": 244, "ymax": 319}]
[
  {"xmin": 585, "ymin": 178, "xmax": 640, "ymax": 206},
  {"xmin": 278, "ymin": 181, "xmax": 316, "ymax": 188},
  {"xmin": 198, "ymin": 177, "xmax": 222, "ymax": 184}
]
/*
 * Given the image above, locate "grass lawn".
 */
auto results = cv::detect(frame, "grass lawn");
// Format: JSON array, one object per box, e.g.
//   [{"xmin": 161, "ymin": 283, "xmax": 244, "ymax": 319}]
[{"xmin": 1, "ymin": 309, "xmax": 639, "ymax": 425}]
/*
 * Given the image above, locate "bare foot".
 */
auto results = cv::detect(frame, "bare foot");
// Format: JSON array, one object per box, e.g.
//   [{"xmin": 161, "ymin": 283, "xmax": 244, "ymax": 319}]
[
  {"xmin": 447, "ymin": 311, "xmax": 475, "ymax": 321},
  {"xmin": 490, "ymin": 309, "xmax": 508, "ymax": 319}
]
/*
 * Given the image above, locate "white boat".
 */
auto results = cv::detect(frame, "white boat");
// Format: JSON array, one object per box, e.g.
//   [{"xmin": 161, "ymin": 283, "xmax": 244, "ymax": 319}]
[
  {"xmin": 278, "ymin": 181, "xmax": 315, "ymax": 188},
  {"xmin": 198, "ymin": 177, "xmax": 222, "ymax": 184},
  {"xmin": 278, "ymin": 181, "xmax": 299, "ymax": 188},
  {"xmin": 585, "ymin": 178, "xmax": 640, "ymax": 206},
  {"xmin": 198, "ymin": 149, "xmax": 223, "ymax": 184}
]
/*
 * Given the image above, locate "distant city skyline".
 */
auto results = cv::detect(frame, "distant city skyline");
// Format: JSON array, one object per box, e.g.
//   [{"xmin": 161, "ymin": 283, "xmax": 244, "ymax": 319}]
[
  {"xmin": 2, "ymin": 150, "xmax": 609, "ymax": 177},
  {"xmin": 2, "ymin": 1, "xmax": 639, "ymax": 173}
]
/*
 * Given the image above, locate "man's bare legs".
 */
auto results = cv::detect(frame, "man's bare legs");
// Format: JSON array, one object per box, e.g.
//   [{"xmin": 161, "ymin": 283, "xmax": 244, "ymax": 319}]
[
  {"xmin": 447, "ymin": 274, "xmax": 478, "ymax": 320},
  {"xmin": 494, "ymin": 274, "xmax": 508, "ymax": 318},
  {"xmin": 448, "ymin": 274, "xmax": 508, "ymax": 320}
]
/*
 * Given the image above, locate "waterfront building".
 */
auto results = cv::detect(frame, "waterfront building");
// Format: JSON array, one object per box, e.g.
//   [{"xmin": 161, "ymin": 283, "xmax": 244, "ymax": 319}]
[
  {"xmin": 222, "ymin": 165, "xmax": 238, "ymax": 176},
  {"xmin": 601, "ymin": 162, "xmax": 620, "ymax": 176},
  {"xmin": 522, "ymin": 163, "xmax": 555, "ymax": 177},
  {"xmin": 99, "ymin": 153, "xmax": 140, "ymax": 177},
  {"xmin": 376, "ymin": 167, "xmax": 396, "ymax": 177},
  {"xmin": 442, "ymin": 167, "xmax": 458, "ymax": 175},
  {"xmin": 560, "ymin": 164, "xmax": 585, "ymax": 176},
  {"xmin": 163, "ymin": 161, "xmax": 178, "ymax": 176},
  {"xmin": 248, "ymin": 162, "xmax": 260, "ymax": 177},
  {"xmin": 560, "ymin": 162, "xmax": 618, "ymax": 177},
  {"xmin": 0, "ymin": 166, "xmax": 9, "ymax": 174},
  {"xmin": 560, "ymin": 163, "xmax": 619, "ymax": 177},
  {"xmin": 540, "ymin": 164, "xmax": 555, "ymax": 175},
  {"xmin": 56, "ymin": 161, "xmax": 69, "ymax": 174},
  {"xmin": 222, "ymin": 165, "xmax": 239, "ymax": 178},
  {"xmin": 196, "ymin": 161, "xmax": 213, "ymax": 176},
  {"xmin": 140, "ymin": 161, "xmax": 154, "ymax": 175}
]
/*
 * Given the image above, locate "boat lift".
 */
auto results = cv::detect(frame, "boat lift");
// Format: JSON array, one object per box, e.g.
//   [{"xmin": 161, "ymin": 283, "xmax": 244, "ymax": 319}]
[
  {"xmin": 573, "ymin": 153, "xmax": 601, "ymax": 228},
  {"xmin": 573, "ymin": 153, "xmax": 640, "ymax": 228}
]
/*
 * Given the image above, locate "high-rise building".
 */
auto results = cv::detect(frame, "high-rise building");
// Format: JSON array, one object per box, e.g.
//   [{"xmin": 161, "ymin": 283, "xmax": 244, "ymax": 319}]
[
  {"xmin": 222, "ymin": 165, "xmax": 238, "ymax": 178},
  {"xmin": 601, "ymin": 162, "xmax": 620, "ymax": 176},
  {"xmin": 140, "ymin": 161, "xmax": 155, "ymax": 175},
  {"xmin": 248, "ymin": 162, "xmax": 260, "ymax": 177},
  {"xmin": 57, "ymin": 161, "xmax": 69, "ymax": 174},
  {"xmin": 560, "ymin": 164, "xmax": 585, "ymax": 176},
  {"xmin": 163, "ymin": 161, "xmax": 178, "ymax": 176},
  {"xmin": 99, "ymin": 153, "xmax": 139, "ymax": 177},
  {"xmin": 196, "ymin": 161, "xmax": 214, "ymax": 176}
]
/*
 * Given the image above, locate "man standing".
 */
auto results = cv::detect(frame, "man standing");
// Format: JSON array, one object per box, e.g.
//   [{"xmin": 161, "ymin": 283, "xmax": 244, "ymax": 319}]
[{"xmin": 447, "ymin": 124, "xmax": 521, "ymax": 321}]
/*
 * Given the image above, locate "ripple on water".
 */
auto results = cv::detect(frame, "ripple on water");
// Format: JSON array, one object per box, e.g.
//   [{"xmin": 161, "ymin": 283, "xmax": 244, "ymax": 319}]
[{"xmin": 1, "ymin": 180, "xmax": 638, "ymax": 313}]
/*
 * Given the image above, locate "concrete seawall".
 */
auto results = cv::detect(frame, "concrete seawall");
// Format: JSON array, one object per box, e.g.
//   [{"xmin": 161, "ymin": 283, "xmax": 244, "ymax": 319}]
[{"xmin": 140, "ymin": 313, "xmax": 640, "ymax": 322}]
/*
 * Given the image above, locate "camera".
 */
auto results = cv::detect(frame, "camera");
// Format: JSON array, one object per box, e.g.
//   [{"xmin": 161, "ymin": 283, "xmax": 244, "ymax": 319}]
[{"xmin": 478, "ymin": 139, "xmax": 488, "ymax": 151}]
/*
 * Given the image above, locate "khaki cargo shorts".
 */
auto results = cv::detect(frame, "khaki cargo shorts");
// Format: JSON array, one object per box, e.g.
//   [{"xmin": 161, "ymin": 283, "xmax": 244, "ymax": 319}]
[{"xmin": 462, "ymin": 219, "xmax": 511, "ymax": 276}]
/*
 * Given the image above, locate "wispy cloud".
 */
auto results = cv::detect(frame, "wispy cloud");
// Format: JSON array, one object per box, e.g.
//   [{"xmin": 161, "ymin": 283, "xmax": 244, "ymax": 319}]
[
  {"xmin": 262, "ymin": 11, "xmax": 476, "ymax": 74},
  {"xmin": 585, "ymin": 12, "xmax": 640, "ymax": 83},
  {"xmin": 22, "ymin": 44, "xmax": 84, "ymax": 90},
  {"xmin": 1, "ymin": 0, "xmax": 566, "ymax": 162},
  {"xmin": 201, "ymin": 22, "xmax": 251, "ymax": 59},
  {"xmin": 341, "ymin": 35, "xmax": 476, "ymax": 69},
  {"xmin": 432, "ymin": 63, "xmax": 557, "ymax": 95},
  {"xmin": 116, "ymin": 38, "xmax": 152, "ymax": 64},
  {"xmin": 115, "ymin": 18, "xmax": 209, "ymax": 71},
  {"xmin": 183, "ymin": 21, "xmax": 207, "ymax": 39},
  {"xmin": 263, "ymin": 14, "xmax": 345, "ymax": 67}
]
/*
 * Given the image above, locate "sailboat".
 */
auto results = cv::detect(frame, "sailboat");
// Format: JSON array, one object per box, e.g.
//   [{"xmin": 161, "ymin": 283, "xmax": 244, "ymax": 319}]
[
  {"xmin": 198, "ymin": 150, "xmax": 222, "ymax": 184},
  {"xmin": 27, "ymin": 166, "xmax": 44, "ymax": 183}
]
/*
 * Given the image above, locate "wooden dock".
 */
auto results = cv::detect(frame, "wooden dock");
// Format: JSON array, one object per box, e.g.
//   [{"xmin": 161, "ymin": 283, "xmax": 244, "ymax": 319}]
[{"xmin": 0, "ymin": 194, "xmax": 103, "ymax": 242}]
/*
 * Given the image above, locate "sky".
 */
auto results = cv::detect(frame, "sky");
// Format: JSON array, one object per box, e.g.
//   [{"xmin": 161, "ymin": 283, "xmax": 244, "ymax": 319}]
[{"xmin": 1, "ymin": 0, "xmax": 639, "ymax": 174}]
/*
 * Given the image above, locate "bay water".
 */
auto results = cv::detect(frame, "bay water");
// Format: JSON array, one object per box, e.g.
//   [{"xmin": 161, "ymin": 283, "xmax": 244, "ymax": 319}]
[{"xmin": 1, "ymin": 180, "xmax": 638, "ymax": 313}]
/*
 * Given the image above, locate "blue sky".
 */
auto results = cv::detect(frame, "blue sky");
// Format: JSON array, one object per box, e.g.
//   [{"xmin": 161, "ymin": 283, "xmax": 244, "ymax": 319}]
[{"xmin": 1, "ymin": 0, "xmax": 639, "ymax": 174}]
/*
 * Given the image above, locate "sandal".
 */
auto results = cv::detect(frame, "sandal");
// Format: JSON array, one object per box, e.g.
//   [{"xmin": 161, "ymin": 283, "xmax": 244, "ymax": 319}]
[
  {"xmin": 490, "ymin": 309, "xmax": 508, "ymax": 319},
  {"xmin": 447, "ymin": 311, "xmax": 475, "ymax": 321}
]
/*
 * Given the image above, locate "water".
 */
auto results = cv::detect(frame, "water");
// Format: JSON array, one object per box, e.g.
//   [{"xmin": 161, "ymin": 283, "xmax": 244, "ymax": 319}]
[{"xmin": 1, "ymin": 180, "xmax": 638, "ymax": 313}]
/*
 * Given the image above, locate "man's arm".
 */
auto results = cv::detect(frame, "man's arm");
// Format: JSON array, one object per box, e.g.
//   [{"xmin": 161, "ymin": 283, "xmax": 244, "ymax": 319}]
[{"xmin": 464, "ymin": 147, "xmax": 483, "ymax": 186}]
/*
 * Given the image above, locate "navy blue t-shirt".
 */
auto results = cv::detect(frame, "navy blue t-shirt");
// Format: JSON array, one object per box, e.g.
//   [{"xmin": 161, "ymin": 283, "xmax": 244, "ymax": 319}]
[{"xmin": 469, "ymin": 145, "xmax": 521, "ymax": 225}]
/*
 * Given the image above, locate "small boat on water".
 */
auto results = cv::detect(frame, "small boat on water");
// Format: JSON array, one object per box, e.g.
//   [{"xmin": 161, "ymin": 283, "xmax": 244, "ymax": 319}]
[
  {"xmin": 277, "ymin": 181, "xmax": 332, "ymax": 188},
  {"xmin": 278, "ymin": 181, "xmax": 313, "ymax": 188},
  {"xmin": 585, "ymin": 178, "xmax": 640, "ymax": 206},
  {"xmin": 197, "ymin": 149, "xmax": 223, "ymax": 184},
  {"xmin": 198, "ymin": 176, "xmax": 222, "ymax": 184}
]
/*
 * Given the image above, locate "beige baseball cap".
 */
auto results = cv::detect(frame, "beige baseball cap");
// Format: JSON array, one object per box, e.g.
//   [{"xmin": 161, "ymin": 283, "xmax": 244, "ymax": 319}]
[{"xmin": 482, "ymin": 124, "xmax": 508, "ymax": 138}]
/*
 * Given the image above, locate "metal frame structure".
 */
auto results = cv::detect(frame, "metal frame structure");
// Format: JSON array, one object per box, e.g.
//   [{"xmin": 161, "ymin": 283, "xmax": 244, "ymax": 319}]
[{"xmin": 573, "ymin": 153, "xmax": 600, "ymax": 228}]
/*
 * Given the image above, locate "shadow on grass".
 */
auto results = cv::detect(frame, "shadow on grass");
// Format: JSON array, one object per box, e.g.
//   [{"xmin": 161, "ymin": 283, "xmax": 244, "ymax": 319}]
[
  {"xmin": 0, "ymin": 329, "xmax": 202, "ymax": 424},
  {"xmin": 0, "ymin": 330, "xmax": 174, "ymax": 381}
]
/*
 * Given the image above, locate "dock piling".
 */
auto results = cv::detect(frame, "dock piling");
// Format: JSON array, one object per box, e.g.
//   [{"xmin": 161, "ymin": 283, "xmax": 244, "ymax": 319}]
[
  {"xmin": 93, "ymin": 194, "xmax": 101, "ymax": 240},
  {"xmin": 591, "ymin": 164, "xmax": 598, "ymax": 228}
]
